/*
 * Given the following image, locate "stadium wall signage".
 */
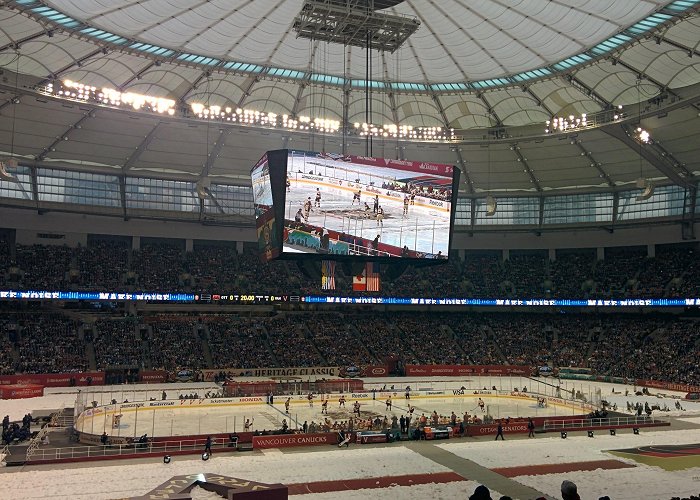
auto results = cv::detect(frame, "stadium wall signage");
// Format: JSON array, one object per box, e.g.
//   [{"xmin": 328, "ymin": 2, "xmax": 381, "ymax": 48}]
[
  {"xmin": 2, "ymin": 289, "xmax": 699, "ymax": 308},
  {"xmin": 405, "ymin": 365, "xmax": 532, "ymax": 376},
  {"xmin": 0, "ymin": 371, "xmax": 105, "ymax": 387},
  {"xmin": 636, "ymin": 379, "xmax": 700, "ymax": 394}
]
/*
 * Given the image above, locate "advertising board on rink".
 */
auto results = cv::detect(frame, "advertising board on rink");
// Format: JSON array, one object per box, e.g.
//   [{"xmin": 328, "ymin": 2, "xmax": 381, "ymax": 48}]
[{"xmin": 252, "ymin": 432, "xmax": 335, "ymax": 449}]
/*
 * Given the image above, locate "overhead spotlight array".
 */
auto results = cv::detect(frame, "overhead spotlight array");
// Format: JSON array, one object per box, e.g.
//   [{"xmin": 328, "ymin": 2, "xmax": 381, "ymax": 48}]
[
  {"xmin": 545, "ymin": 106, "xmax": 624, "ymax": 134},
  {"xmin": 636, "ymin": 127, "xmax": 651, "ymax": 144},
  {"xmin": 189, "ymin": 103, "xmax": 341, "ymax": 133},
  {"xmin": 55, "ymin": 80, "xmax": 176, "ymax": 115},
  {"xmin": 354, "ymin": 122, "xmax": 455, "ymax": 141},
  {"xmin": 42, "ymin": 80, "xmax": 455, "ymax": 142}
]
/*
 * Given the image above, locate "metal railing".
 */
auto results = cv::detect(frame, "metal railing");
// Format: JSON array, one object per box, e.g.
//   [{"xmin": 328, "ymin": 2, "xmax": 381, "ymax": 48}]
[
  {"xmin": 0, "ymin": 443, "xmax": 10, "ymax": 465},
  {"xmin": 26, "ymin": 436, "xmax": 237, "ymax": 462},
  {"xmin": 543, "ymin": 415, "xmax": 669, "ymax": 431}
]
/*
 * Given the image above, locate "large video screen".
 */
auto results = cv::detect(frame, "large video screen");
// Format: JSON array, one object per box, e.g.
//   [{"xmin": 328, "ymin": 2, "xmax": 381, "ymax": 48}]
[
  {"xmin": 282, "ymin": 151, "xmax": 459, "ymax": 259},
  {"xmin": 251, "ymin": 153, "xmax": 280, "ymax": 262}
]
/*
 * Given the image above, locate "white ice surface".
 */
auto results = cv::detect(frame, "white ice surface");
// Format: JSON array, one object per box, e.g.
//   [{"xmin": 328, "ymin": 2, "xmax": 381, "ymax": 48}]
[{"xmin": 284, "ymin": 176, "xmax": 450, "ymax": 255}]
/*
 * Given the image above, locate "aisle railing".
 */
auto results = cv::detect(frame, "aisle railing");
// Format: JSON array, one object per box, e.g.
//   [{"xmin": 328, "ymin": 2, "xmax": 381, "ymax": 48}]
[
  {"xmin": 26, "ymin": 436, "xmax": 237, "ymax": 462},
  {"xmin": 543, "ymin": 415, "xmax": 670, "ymax": 431}
]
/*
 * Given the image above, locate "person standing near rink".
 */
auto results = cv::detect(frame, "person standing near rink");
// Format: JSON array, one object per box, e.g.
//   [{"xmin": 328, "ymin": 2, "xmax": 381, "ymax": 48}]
[
  {"xmin": 527, "ymin": 417, "xmax": 535, "ymax": 438},
  {"xmin": 204, "ymin": 436, "xmax": 213, "ymax": 455},
  {"xmin": 303, "ymin": 197, "xmax": 312, "ymax": 222},
  {"xmin": 495, "ymin": 420, "xmax": 505, "ymax": 441}
]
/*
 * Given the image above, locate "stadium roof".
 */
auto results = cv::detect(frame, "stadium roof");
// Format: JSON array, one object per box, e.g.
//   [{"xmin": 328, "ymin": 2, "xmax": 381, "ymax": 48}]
[{"xmin": 0, "ymin": 0, "xmax": 698, "ymax": 194}]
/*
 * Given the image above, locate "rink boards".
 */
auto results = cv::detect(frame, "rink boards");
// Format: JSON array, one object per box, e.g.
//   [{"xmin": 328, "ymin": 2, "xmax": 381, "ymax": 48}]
[{"xmin": 75, "ymin": 389, "xmax": 592, "ymax": 437}]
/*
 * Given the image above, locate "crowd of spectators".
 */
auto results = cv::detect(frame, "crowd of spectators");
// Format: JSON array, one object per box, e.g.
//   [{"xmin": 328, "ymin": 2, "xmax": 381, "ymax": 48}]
[
  {"xmin": 15, "ymin": 314, "xmax": 88, "ymax": 373},
  {"xmin": 206, "ymin": 317, "xmax": 277, "ymax": 369},
  {"xmin": 307, "ymin": 315, "xmax": 374, "ymax": 366},
  {"xmin": 1, "ymin": 237, "xmax": 698, "ymax": 299},
  {"xmin": 93, "ymin": 317, "xmax": 143, "ymax": 369},
  {"xmin": 75, "ymin": 240, "xmax": 130, "ymax": 290},
  {"xmin": 0, "ymin": 309, "xmax": 697, "ymax": 386},
  {"xmin": 146, "ymin": 317, "xmax": 205, "ymax": 371},
  {"xmin": 266, "ymin": 315, "xmax": 326, "ymax": 367}
]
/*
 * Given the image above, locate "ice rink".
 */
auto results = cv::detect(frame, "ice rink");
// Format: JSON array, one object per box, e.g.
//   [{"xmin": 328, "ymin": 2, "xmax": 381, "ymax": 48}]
[
  {"xmin": 79, "ymin": 394, "xmax": 568, "ymax": 438},
  {"xmin": 285, "ymin": 156, "xmax": 451, "ymax": 256}
]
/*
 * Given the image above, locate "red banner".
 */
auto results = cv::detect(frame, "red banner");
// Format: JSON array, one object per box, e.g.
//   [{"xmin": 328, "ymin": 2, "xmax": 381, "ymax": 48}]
[
  {"xmin": 0, "ymin": 372, "xmax": 104, "ymax": 387},
  {"xmin": 0, "ymin": 384, "xmax": 44, "ymax": 399},
  {"xmin": 252, "ymin": 433, "xmax": 335, "ymax": 449},
  {"xmin": 405, "ymin": 365, "xmax": 533, "ymax": 377},
  {"xmin": 635, "ymin": 379, "xmax": 700, "ymax": 394},
  {"xmin": 347, "ymin": 155, "xmax": 454, "ymax": 178}
]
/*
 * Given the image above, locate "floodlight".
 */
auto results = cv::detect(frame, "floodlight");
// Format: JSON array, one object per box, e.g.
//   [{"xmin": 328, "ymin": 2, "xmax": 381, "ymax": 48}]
[{"xmin": 485, "ymin": 195, "xmax": 497, "ymax": 217}]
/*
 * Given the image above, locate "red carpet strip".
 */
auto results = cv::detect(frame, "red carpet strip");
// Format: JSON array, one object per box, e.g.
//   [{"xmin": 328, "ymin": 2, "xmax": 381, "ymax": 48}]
[
  {"xmin": 492, "ymin": 459, "xmax": 636, "ymax": 477},
  {"xmin": 287, "ymin": 471, "xmax": 466, "ymax": 495}
]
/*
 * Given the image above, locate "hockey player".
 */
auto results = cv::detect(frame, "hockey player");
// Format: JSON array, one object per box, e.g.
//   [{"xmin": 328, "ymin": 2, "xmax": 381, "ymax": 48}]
[
  {"xmin": 386, "ymin": 396, "xmax": 392, "ymax": 411},
  {"xmin": 285, "ymin": 397, "xmax": 291, "ymax": 414},
  {"xmin": 363, "ymin": 202, "xmax": 371, "ymax": 218},
  {"xmin": 403, "ymin": 195, "xmax": 409, "ymax": 216},
  {"xmin": 339, "ymin": 395, "xmax": 346, "ymax": 408},
  {"xmin": 478, "ymin": 398, "xmax": 485, "ymax": 413},
  {"xmin": 294, "ymin": 208, "xmax": 303, "ymax": 223},
  {"xmin": 244, "ymin": 418, "xmax": 254, "ymax": 431},
  {"xmin": 307, "ymin": 393, "xmax": 314, "ymax": 407},
  {"xmin": 373, "ymin": 194, "xmax": 379, "ymax": 213},
  {"xmin": 353, "ymin": 401, "xmax": 361, "ymax": 417},
  {"xmin": 286, "ymin": 177, "xmax": 291, "ymax": 192},
  {"xmin": 321, "ymin": 399, "xmax": 328, "ymax": 415},
  {"xmin": 352, "ymin": 189, "xmax": 362, "ymax": 205},
  {"xmin": 303, "ymin": 197, "xmax": 312, "ymax": 223},
  {"xmin": 315, "ymin": 188, "xmax": 322, "ymax": 208},
  {"xmin": 376, "ymin": 205, "xmax": 384, "ymax": 226}
]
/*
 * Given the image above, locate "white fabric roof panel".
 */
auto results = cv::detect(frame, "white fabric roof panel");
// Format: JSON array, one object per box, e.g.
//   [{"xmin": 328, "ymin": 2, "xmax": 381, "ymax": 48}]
[{"xmin": 40, "ymin": 0, "xmax": 669, "ymax": 82}]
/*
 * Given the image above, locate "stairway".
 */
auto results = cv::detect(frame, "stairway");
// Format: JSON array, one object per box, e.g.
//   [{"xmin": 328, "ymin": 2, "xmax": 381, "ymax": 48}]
[
  {"xmin": 85, "ymin": 342, "xmax": 97, "ymax": 371},
  {"xmin": 201, "ymin": 339, "xmax": 214, "ymax": 368}
]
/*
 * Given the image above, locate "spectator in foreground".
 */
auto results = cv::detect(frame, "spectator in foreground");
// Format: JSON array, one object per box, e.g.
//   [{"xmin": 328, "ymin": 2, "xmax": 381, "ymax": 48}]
[
  {"xmin": 561, "ymin": 480, "xmax": 581, "ymax": 500},
  {"xmin": 469, "ymin": 484, "xmax": 492, "ymax": 500}
]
